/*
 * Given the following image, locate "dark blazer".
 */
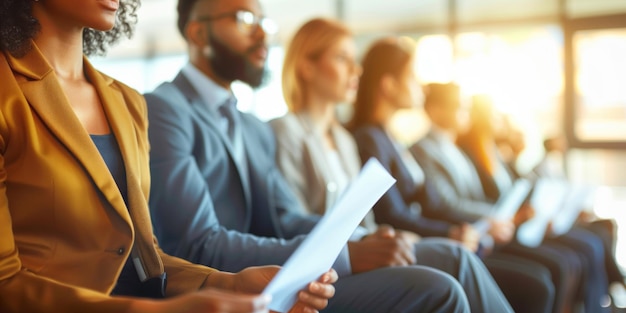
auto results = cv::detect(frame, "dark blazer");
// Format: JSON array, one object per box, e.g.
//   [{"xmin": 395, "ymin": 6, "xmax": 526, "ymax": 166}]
[
  {"xmin": 0, "ymin": 45, "xmax": 214, "ymax": 312},
  {"xmin": 145, "ymin": 73, "xmax": 351, "ymax": 274},
  {"xmin": 410, "ymin": 129, "xmax": 494, "ymax": 223},
  {"xmin": 352, "ymin": 125, "xmax": 452, "ymax": 237}
]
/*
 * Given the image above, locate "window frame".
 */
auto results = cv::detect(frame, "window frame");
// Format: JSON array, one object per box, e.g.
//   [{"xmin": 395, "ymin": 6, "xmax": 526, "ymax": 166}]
[{"xmin": 563, "ymin": 13, "xmax": 626, "ymax": 149}]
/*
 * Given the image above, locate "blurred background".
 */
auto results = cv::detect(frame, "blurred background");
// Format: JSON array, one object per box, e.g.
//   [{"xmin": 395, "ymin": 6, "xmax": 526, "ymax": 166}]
[{"xmin": 91, "ymin": 0, "xmax": 626, "ymax": 269}]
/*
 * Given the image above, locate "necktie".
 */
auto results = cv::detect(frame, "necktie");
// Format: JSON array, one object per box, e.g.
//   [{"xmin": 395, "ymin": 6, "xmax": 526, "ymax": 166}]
[{"xmin": 219, "ymin": 97, "xmax": 238, "ymax": 141}]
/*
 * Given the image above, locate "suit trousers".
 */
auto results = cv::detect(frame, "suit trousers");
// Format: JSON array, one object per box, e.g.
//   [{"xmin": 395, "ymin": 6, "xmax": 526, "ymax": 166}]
[
  {"xmin": 501, "ymin": 241, "xmax": 583, "ymax": 313},
  {"xmin": 324, "ymin": 239, "xmax": 513, "ymax": 313},
  {"xmin": 485, "ymin": 252, "xmax": 555, "ymax": 313},
  {"xmin": 324, "ymin": 238, "xmax": 513, "ymax": 313},
  {"xmin": 550, "ymin": 226, "xmax": 611, "ymax": 313}
]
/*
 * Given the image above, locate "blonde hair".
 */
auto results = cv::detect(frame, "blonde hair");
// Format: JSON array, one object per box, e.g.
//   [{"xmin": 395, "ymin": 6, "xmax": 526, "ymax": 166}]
[{"xmin": 282, "ymin": 18, "xmax": 352, "ymax": 113}]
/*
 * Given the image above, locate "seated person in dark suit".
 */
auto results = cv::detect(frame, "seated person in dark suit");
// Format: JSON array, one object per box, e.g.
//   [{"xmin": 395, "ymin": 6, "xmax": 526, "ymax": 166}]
[
  {"xmin": 412, "ymin": 82, "xmax": 611, "ymax": 313},
  {"xmin": 467, "ymin": 101, "xmax": 625, "ymax": 300}
]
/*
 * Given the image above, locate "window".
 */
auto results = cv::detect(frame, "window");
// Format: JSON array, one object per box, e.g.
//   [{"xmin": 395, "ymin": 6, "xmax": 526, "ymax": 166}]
[{"xmin": 564, "ymin": 14, "xmax": 626, "ymax": 149}]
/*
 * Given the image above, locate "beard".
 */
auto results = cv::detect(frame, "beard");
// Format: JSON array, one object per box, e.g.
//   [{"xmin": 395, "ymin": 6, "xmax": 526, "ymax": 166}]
[{"xmin": 208, "ymin": 33, "xmax": 269, "ymax": 88}]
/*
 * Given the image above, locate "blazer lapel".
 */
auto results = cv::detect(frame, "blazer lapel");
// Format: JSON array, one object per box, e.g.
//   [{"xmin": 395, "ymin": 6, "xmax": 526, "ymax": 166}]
[
  {"xmin": 12, "ymin": 45, "xmax": 132, "ymax": 228},
  {"xmin": 85, "ymin": 61, "xmax": 164, "ymax": 278}
]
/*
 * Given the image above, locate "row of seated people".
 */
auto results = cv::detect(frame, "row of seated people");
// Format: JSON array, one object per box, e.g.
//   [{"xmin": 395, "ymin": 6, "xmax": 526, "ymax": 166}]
[
  {"xmin": 2, "ymin": 0, "xmax": 340, "ymax": 312},
  {"xmin": 3, "ymin": 0, "xmax": 622, "ymax": 311},
  {"xmin": 145, "ymin": 11, "xmax": 512, "ymax": 313},
  {"xmin": 268, "ymin": 20, "xmax": 624, "ymax": 313},
  {"xmin": 4, "ymin": 0, "xmax": 523, "ymax": 311}
]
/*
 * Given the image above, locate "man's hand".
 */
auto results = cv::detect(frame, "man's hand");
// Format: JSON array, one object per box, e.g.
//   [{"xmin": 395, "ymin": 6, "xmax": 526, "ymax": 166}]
[
  {"xmin": 488, "ymin": 219, "xmax": 515, "ymax": 245},
  {"xmin": 227, "ymin": 266, "xmax": 337, "ymax": 313},
  {"xmin": 448, "ymin": 223, "xmax": 480, "ymax": 252},
  {"xmin": 347, "ymin": 225, "xmax": 416, "ymax": 274},
  {"xmin": 287, "ymin": 269, "xmax": 338, "ymax": 313},
  {"xmin": 396, "ymin": 230, "xmax": 421, "ymax": 245}
]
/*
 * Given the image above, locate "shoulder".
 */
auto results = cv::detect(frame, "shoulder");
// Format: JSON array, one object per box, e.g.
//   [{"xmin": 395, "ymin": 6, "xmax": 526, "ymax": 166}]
[
  {"xmin": 269, "ymin": 113, "xmax": 308, "ymax": 144},
  {"xmin": 240, "ymin": 111, "xmax": 274, "ymax": 141},
  {"xmin": 410, "ymin": 134, "xmax": 439, "ymax": 162},
  {"xmin": 352, "ymin": 125, "xmax": 386, "ymax": 145},
  {"xmin": 144, "ymin": 81, "xmax": 188, "ymax": 109},
  {"xmin": 108, "ymin": 76, "xmax": 145, "ymax": 106},
  {"xmin": 142, "ymin": 81, "xmax": 196, "ymax": 127}
]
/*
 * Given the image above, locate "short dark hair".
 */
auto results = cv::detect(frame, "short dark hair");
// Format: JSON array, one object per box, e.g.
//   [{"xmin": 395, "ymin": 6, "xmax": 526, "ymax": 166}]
[
  {"xmin": 178, "ymin": 0, "xmax": 217, "ymax": 38},
  {"xmin": 0, "ymin": 0, "xmax": 140, "ymax": 57}
]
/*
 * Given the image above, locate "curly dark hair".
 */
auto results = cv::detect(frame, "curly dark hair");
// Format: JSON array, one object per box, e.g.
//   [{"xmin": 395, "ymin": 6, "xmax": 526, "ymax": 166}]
[{"xmin": 0, "ymin": 0, "xmax": 140, "ymax": 57}]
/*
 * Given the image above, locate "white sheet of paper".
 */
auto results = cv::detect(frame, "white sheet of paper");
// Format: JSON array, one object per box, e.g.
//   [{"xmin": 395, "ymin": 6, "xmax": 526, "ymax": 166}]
[
  {"xmin": 551, "ymin": 184, "xmax": 596, "ymax": 235},
  {"xmin": 473, "ymin": 178, "xmax": 532, "ymax": 234},
  {"xmin": 262, "ymin": 158, "xmax": 396, "ymax": 312},
  {"xmin": 493, "ymin": 178, "xmax": 532, "ymax": 220},
  {"xmin": 516, "ymin": 178, "xmax": 570, "ymax": 247}
]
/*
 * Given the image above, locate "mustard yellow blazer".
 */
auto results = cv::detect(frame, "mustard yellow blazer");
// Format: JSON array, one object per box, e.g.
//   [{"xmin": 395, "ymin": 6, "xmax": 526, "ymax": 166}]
[{"xmin": 0, "ymin": 43, "xmax": 216, "ymax": 312}]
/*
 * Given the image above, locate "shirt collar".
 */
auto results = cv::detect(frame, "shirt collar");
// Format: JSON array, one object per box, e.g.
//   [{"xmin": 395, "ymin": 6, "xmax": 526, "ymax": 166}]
[
  {"xmin": 181, "ymin": 63, "xmax": 234, "ymax": 113},
  {"xmin": 429, "ymin": 124, "xmax": 457, "ymax": 145}
]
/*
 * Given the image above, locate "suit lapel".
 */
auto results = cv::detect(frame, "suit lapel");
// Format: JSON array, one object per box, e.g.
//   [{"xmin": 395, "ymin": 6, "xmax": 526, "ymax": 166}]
[
  {"xmin": 426, "ymin": 131, "xmax": 475, "ymax": 197},
  {"xmin": 173, "ymin": 74, "xmax": 252, "ymax": 210},
  {"xmin": 12, "ymin": 45, "xmax": 132, "ymax": 228}
]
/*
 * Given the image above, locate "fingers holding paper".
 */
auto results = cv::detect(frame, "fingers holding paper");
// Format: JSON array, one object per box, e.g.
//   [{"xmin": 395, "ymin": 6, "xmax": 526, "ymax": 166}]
[
  {"xmin": 222, "ymin": 266, "xmax": 336, "ymax": 313},
  {"xmin": 287, "ymin": 269, "xmax": 338, "ymax": 313}
]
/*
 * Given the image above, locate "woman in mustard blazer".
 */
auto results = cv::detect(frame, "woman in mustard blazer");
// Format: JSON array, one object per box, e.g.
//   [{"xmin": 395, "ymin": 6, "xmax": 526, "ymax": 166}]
[{"xmin": 0, "ymin": 1, "xmax": 335, "ymax": 312}]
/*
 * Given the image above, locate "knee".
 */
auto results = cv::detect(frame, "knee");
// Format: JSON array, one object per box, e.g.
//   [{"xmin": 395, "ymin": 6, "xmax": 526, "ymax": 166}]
[
  {"xmin": 398, "ymin": 266, "xmax": 470, "ymax": 312},
  {"xmin": 415, "ymin": 238, "xmax": 471, "ymax": 264},
  {"xmin": 411, "ymin": 268, "xmax": 469, "ymax": 311}
]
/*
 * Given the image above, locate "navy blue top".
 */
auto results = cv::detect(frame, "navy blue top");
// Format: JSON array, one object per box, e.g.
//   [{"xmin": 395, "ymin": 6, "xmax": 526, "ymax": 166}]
[
  {"xmin": 90, "ymin": 134, "xmax": 141, "ymax": 296},
  {"xmin": 351, "ymin": 125, "xmax": 452, "ymax": 238}
]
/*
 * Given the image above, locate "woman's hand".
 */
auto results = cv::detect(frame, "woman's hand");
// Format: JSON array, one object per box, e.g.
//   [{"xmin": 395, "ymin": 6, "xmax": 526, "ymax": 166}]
[{"xmin": 131, "ymin": 288, "xmax": 271, "ymax": 313}]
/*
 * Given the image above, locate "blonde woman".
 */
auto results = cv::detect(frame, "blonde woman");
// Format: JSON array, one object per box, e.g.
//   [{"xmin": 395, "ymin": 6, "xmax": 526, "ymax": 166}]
[{"xmin": 271, "ymin": 18, "xmax": 363, "ymax": 222}]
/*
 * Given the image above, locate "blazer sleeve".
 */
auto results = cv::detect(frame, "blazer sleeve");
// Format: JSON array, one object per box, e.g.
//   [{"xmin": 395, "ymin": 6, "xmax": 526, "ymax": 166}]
[
  {"xmin": 353, "ymin": 128, "xmax": 451, "ymax": 238},
  {"xmin": 145, "ymin": 90, "xmax": 315, "ymax": 274},
  {"xmin": 410, "ymin": 143, "xmax": 494, "ymax": 223}
]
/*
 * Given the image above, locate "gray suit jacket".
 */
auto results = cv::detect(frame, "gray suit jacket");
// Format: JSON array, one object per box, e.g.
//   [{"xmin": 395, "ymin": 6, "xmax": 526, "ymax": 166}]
[
  {"xmin": 410, "ymin": 129, "xmax": 494, "ymax": 223},
  {"xmin": 144, "ymin": 72, "xmax": 351, "ymax": 274},
  {"xmin": 270, "ymin": 113, "xmax": 361, "ymax": 216},
  {"xmin": 270, "ymin": 113, "xmax": 376, "ymax": 231}
]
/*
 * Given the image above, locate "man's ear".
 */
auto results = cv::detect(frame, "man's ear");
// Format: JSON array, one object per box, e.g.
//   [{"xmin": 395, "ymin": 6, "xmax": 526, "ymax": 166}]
[{"xmin": 185, "ymin": 20, "xmax": 208, "ymax": 49}]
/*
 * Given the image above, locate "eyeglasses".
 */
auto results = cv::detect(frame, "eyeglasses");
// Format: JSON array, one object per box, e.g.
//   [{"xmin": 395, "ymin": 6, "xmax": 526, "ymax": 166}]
[{"xmin": 197, "ymin": 10, "xmax": 278, "ymax": 36}]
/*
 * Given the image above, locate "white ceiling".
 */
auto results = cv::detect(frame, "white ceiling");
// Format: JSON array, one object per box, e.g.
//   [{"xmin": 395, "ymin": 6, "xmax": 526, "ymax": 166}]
[{"xmin": 107, "ymin": 0, "xmax": 626, "ymax": 57}]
